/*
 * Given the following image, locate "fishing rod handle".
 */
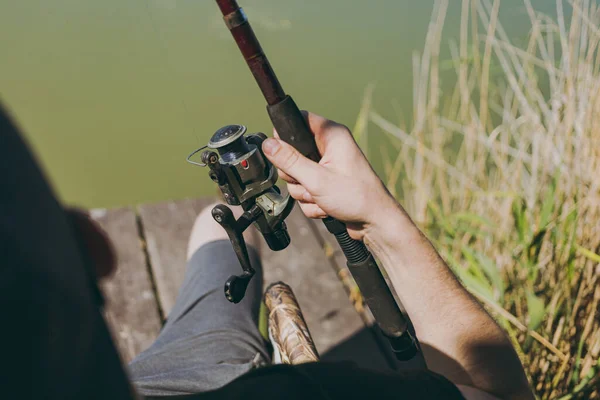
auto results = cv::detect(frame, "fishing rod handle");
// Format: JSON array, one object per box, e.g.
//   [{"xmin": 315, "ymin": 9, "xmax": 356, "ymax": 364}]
[
  {"xmin": 267, "ymin": 96, "xmax": 321, "ymax": 162},
  {"xmin": 322, "ymin": 217, "xmax": 418, "ymax": 361},
  {"xmin": 267, "ymin": 96, "xmax": 418, "ymax": 360}
]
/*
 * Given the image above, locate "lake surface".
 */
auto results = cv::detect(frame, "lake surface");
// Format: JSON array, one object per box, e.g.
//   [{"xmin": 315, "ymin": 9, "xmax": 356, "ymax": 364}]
[{"xmin": 1, "ymin": 0, "xmax": 557, "ymax": 208}]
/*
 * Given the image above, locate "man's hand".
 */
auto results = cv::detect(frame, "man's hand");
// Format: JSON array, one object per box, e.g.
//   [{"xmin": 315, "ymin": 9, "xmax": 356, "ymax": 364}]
[
  {"xmin": 262, "ymin": 112, "xmax": 403, "ymax": 241},
  {"xmin": 264, "ymin": 111, "xmax": 534, "ymax": 400}
]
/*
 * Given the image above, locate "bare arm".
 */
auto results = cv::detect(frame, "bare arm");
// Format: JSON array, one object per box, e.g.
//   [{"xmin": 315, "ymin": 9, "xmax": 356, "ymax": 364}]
[
  {"xmin": 262, "ymin": 112, "xmax": 534, "ymax": 400},
  {"xmin": 365, "ymin": 202, "xmax": 533, "ymax": 400}
]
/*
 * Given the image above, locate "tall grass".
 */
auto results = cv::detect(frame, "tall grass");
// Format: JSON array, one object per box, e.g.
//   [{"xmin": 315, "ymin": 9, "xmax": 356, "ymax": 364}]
[{"xmin": 359, "ymin": 0, "xmax": 600, "ymax": 398}]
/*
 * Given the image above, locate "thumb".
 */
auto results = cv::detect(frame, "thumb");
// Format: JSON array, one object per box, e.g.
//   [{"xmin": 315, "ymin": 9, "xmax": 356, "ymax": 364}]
[{"xmin": 262, "ymin": 138, "xmax": 322, "ymax": 190}]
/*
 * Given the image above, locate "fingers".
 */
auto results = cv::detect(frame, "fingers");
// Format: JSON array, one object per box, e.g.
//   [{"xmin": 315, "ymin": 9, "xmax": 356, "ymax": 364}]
[
  {"xmin": 273, "ymin": 113, "xmax": 329, "ymax": 139},
  {"xmin": 277, "ymin": 169, "xmax": 298, "ymax": 184},
  {"xmin": 262, "ymin": 138, "xmax": 322, "ymax": 191},
  {"xmin": 303, "ymin": 111, "xmax": 330, "ymax": 134},
  {"xmin": 287, "ymin": 183, "xmax": 323, "ymax": 218},
  {"xmin": 273, "ymin": 112, "xmax": 352, "ymax": 156},
  {"xmin": 303, "ymin": 111, "xmax": 352, "ymax": 154},
  {"xmin": 298, "ymin": 202, "xmax": 327, "ymax": 219},
  {"xmin": 287, "ymin": 183, "xmax": 314, "ymax": 203}
]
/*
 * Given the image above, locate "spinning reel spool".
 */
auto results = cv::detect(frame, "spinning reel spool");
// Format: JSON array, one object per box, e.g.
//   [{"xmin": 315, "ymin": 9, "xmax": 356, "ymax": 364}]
[{"xmin": 188, "ymin": 125, "xmax": 295, "ymax": 303}]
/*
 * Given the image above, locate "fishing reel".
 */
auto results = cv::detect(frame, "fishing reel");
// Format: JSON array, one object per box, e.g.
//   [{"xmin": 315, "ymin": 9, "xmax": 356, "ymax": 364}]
[{"xmin": 188, "ymin": 125, "xmax": 295, "ymax": 303}]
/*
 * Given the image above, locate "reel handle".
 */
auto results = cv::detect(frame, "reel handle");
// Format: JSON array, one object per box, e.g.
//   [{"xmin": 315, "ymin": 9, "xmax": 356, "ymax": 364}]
[{"xmin": 211, "ymin": 204, "xmax": 261, "ymax": 303}]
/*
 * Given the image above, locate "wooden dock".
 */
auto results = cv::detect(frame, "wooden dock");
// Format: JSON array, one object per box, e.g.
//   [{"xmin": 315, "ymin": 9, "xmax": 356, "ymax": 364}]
[{"xmin": 92, "ymin": 197, "xmax": 401, "ymax": 371}]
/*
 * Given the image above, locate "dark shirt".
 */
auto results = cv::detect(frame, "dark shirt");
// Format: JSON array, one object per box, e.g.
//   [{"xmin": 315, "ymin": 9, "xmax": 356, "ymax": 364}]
[{"xmin": 148, "ymin": 362, "xmax": 464, "ymax": 399}]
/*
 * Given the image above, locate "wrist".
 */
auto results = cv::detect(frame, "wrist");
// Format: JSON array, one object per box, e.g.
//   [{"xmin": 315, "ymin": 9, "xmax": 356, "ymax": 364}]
[{"xmin": 363, "ymin": 201, "xmax": 425, "ymax": 263}]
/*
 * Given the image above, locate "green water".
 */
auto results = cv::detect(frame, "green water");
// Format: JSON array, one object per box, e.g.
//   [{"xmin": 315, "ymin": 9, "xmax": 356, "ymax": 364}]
[{"xmin": 0, "ymin": 0, "xmax": 556, "ymax": 208}]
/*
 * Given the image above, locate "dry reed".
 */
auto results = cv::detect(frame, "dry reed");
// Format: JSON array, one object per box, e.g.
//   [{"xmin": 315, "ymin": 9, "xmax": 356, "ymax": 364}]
[{"xmin": 358, "ymin": 1, "xmax": 600, "ymax": 398}]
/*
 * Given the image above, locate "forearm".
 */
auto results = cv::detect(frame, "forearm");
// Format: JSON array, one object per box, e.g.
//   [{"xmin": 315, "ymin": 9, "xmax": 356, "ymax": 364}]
[
  {"xmin": 261, "ymin": 110, "xmax": 532, "ymax": 397},
  {"xmin": 364, "ymin": 204, "xmax": 532, "ymax": 400}
]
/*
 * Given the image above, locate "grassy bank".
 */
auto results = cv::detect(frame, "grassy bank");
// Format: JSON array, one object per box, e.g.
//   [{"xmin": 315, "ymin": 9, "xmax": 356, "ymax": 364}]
[{"xmin": 357, "ymin": 0, "xmax": 600, "ymax": 398}]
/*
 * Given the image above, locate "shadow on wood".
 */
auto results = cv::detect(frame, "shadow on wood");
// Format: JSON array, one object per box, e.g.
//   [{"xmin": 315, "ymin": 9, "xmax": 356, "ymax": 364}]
[{"xmin": 92, "ymin": 207, "xmax": 162, "ymax": 363}]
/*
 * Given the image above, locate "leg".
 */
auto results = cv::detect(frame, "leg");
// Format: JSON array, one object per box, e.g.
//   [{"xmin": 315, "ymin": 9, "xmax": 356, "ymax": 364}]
[{"xmin": 128, "ymin": 204, "xmax": 270, "ymax": 396}]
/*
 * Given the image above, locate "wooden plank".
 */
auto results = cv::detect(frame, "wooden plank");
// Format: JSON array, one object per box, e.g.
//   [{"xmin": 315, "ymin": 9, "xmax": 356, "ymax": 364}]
[
  {"xmin": 138, "ymin": 198, "xmax": 215, "ymax": 316},
  {"xmin": 261, "ymin": 206, "xmax": 366, "ymax": 354},
  {"xmin": 92, "ymin": 207, "xmax": 162, "ymax": 363}
]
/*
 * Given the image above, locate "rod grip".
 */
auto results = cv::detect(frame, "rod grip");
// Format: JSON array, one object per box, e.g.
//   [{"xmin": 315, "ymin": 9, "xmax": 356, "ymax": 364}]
[
  {"xmin": 267, "ymin": 95, "xmax": 321, "ymax": 162},
  {"xmin": 266, "ymin": 93, "xmax": 418, "ymax": 360},
  {"xmin": 348, "ymin": 255, "xmax": 418, "ymax": 360},
  {"xmin": 322, "ymin": 217, "xmax": 418, "ymax": 360}
]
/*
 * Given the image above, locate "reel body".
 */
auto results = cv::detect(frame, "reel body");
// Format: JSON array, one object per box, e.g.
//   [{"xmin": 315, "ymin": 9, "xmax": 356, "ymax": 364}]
[{"xmin": 188, "ymin": 125, "xmax": 294, "ymax": 303}]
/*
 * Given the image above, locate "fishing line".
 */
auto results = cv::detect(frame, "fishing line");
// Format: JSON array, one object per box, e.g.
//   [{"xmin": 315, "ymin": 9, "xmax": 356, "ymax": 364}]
[{"xmin": 143, "ymin": 0, "xmax": 201, "ymax": 144}]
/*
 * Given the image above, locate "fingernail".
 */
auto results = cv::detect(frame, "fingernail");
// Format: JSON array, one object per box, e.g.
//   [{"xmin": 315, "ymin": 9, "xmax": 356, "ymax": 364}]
[{"xmin": 262, "ymin": 138, "xmax": 280, "ymax": 155}]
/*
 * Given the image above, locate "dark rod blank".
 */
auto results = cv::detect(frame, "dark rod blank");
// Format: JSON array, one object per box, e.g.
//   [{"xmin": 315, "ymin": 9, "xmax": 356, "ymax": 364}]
[{"xmin": 216, "ymin": 0, "xmax": 285, "ymax": 105}]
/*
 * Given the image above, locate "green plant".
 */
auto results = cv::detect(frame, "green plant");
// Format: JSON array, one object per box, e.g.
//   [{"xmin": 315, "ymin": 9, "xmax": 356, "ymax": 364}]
[{"xmin": 359, "ymin": 0, "xmax": 600, "ymax": 398}]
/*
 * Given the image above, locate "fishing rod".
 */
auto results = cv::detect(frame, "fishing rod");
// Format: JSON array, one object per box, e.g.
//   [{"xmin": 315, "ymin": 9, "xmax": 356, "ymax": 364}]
[{"xmin": 188, "ymin": 0, "xmax": 418, "ymax": 361}]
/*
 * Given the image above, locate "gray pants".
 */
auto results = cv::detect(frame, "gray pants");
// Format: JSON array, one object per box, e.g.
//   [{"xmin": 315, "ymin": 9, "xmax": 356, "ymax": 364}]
[{"xmin": 128, "ymin": 240, "xmax": 270, "ymax": 397}]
